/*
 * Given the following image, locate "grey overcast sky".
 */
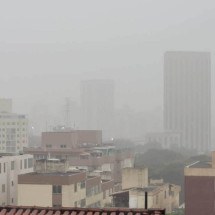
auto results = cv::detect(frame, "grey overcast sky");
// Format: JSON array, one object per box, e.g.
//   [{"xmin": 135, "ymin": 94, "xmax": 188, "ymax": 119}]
[{"xmin": 0, "ymin": 0, "xmax": 214, "ymax": 128}]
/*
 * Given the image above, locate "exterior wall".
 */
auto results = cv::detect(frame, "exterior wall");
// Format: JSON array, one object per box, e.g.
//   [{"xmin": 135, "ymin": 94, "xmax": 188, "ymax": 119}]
[
  {"xmin": 18, "ymin": 184, "xmax": 52, "ymax": 207},
  {"xmin": 76, "ymin": 130, "xmax": 102, "ymax": 146},
  {"xmin": 17, "ymin": 171, "xmax": 111, "ymax": 208},
  {"xmin": 0, "ymin": 113, "xmax": 28, "ymax": 153},
  {"xmin": 128, "ymin": 184, "xmax": 180, "ymax": 214},
  {"xmin": 184, "ymin": 167, "xmax": 215, "ymax": 177},
  {"xmin": 122, "ymin": 168, "xmax": 148, "ymax": 190},
  {"xmin": 0, "ymin": 154, "xmax": 33, "ymax": 206},
  {"xmin": 101, "ymin": 180, "xmax": 114, "ymax": 207},
  {"xmin": 42, "ymin": 130, "xmax": 102, "ymax": 149},
  {"xmin": 86, "ymin": 176, "xmax": 102, "ymax": 207},
  {"xmin": 42, "ymin": 132, "xmax": 77, "ymax": 149},
  {"xmin": 86, "ymin": 193, "xmax": 102, "ymax": 208},
  {"xmin": 185, "ymin": 176, "xmax": 215, "ymax": 215},
  {"xmin": 62, "ymin": 184, "xmax": 86, "ymax": 207}
]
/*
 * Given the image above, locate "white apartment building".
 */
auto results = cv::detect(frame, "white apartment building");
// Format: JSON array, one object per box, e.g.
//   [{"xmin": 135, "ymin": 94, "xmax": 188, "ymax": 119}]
[
  {"xmin": 0, "ymin": 154, "xmax": 34, "ymax": 206},
  {"xmin": 0, "ymin": 113, "xmax": 28, "ymax": 153}
]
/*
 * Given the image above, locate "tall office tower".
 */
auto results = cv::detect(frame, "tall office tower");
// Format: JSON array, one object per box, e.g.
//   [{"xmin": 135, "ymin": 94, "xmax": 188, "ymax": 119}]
[
  {"xmin": 81, "ymin": 79, "xmax": 114, "ymax": 140},
  {"xmin": 164, "ymin": 51, "xmax": 211, "ymax": 152}
]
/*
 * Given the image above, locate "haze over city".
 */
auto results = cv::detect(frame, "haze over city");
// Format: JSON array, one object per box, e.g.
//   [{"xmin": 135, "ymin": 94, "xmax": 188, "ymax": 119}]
[
  {"xmin": 0, "ymin": 0, "xmax": 215, "ymax": 137},
  {"xmin": 1, "ymin": 1, "xmax": 215, "ymax": 214}
]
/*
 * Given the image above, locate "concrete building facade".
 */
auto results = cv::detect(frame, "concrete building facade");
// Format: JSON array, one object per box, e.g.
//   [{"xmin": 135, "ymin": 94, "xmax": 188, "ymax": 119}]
[
  {"xmin": 42, "ymin": 130, "xmax": 102, "ymax": 149},
  {"xmin": 184, "ymin": 151, "xmax": 215, "ymax": 215},
  {"xmin": 18, "ymin": 171, "xmax": 114, "ymax": 208},
  {"xmin": 0, "ymin": 154, "xmax": 33, "ymax": 206},
  {"xmin": 164, "ymin": 51, "xmax": 211, "ymax": 152},
  {"xmin": 0, "ymin": 113, "xmax": 28, "ymax": 153},
  {"xmin": 112, "ymin": 167, "xmax": 180, "ymax": 214}
]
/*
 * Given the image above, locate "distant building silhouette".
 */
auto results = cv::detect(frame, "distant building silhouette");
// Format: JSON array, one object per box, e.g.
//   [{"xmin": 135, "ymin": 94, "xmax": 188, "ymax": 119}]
[
  {"xmin": 164, "ymin": 51, "xmax": 211, "ymax": 152},
  {"xmin": 81, "ymin": 79, "xmax": 114, "ymax": 140}
]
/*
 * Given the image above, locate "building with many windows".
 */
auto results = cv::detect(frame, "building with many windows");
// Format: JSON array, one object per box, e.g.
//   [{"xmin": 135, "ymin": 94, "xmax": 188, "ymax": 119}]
[
  {"xmin": 0, "ymin": 112, "xmax": 28, "ymax": 153},
  {"xmin": 0, "ymin": 154, "xmax": 34, "ymax": 206}
]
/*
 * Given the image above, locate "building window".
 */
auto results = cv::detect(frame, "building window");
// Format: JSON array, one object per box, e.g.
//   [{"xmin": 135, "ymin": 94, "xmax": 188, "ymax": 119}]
[
  {"xmin": 24, "ymin": 159, "xmax": 27, "ymax": 169},
  {"xmin": 60, "ymin": 145, "xmax": 66, "ymax": 148},
  {"xmin": 156, "ymin": 195, "xmax": 158, "ymax": 204},
  {"xmin": 11, "ymin": 161, "xmax": 15, "ymax": 170},
  {"xmin": 28, "ymin": 158, "xmax": 33, "ymax": 168},
  {"xmin": 74, "ymin": 183, "xmax": 77, "ymax": 192},
  {"xmin": 52, "ymin": 185, "xmax": 62, "ymax": 194},
  {"xmin": 2, "ymin": 184, "xmax": 5, "ymax": 192},
  {"xmin": 11, "ymin": 181, "xmax": 14, "ymax": 186},
  {"xmin": 80, "ymin": 181, "xmax": 86, "ymax": 189},
  {"xmin": 20, "ymin": 160, "xmax": 22, "ymax": 169},
  {"xmin": 80, "ymin": 199, "xmax": 86, "ymax": 207},
  {"xmin": 4, "ymin": 163, "xmax": 6, "ymax": 173}
]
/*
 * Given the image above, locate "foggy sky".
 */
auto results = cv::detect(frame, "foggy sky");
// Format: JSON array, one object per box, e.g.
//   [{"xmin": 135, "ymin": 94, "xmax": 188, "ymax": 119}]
[{"xmin": 0, "ymin": 0, "xmax": 215, "ymax": 132}]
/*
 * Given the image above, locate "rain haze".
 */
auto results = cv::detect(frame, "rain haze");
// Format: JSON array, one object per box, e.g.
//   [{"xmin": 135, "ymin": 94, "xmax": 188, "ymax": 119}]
[
  {"xmin": 1, "ymin": 1, "xmax": 215, "ymax": 213},
  {"xmin": 0, "ymin": 0, "xmax": 214, "ymax": 141}
]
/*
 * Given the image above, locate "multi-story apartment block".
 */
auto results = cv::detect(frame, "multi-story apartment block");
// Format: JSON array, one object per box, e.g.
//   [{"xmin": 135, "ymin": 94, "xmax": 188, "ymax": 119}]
[
  {"xmin": 0, "ymin": 154, "xmax": 34, "ymax": 206},
  {"xmin": 0, "ymin": 113, "xmax": 28, "ymax": 153},
  {"xmin": 18, "ymin": 171, "xmax": 114, "ymax": 208}
]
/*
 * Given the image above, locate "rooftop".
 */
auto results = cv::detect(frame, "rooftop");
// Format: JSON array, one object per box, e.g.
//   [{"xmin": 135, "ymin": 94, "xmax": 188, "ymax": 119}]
[{"xmin": 0, "ymin": 206, "xmax": 165, "ymax": 215}]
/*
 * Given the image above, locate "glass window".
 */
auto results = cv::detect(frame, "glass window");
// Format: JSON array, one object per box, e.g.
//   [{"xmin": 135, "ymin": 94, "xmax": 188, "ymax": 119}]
[
  {"xmin": 52, "ymin": 185, "xmax": 62, "ymax": 194},
  {"xmin": 11, "ymin": 161, "xmax": 15, "ymax": 170}
]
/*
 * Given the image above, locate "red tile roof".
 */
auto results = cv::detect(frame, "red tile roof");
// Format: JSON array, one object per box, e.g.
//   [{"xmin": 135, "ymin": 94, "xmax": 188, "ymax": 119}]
[{"xmin": 0, "ymin": 207, "xmax": 165, "ymax": 215}]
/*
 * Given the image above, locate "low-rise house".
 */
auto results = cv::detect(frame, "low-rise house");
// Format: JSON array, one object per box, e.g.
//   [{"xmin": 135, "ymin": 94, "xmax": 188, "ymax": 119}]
[
  {"xmin": 18, "ymin": 170, "xmax": 114, "ymax": 208},
  {"xmin": 112, "ymin": 167, "xmax": 180, "ymax": 214}
]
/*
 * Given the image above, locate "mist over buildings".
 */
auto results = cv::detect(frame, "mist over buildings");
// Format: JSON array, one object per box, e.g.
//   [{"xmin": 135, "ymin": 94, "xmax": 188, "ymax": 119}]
[{"xmin": 0, "ymin": 0, "xmax": 215, "ymax": 142}]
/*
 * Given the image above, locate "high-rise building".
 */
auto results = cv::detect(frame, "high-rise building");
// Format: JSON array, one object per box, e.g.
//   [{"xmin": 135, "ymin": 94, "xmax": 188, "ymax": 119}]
[
  {"xmin": 81, "ymin": 79, "xmax": 114, "ymax": 140},
  {"xmin": 164, "ymin": 51, "xmax": 211, "ymax": 152}
]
